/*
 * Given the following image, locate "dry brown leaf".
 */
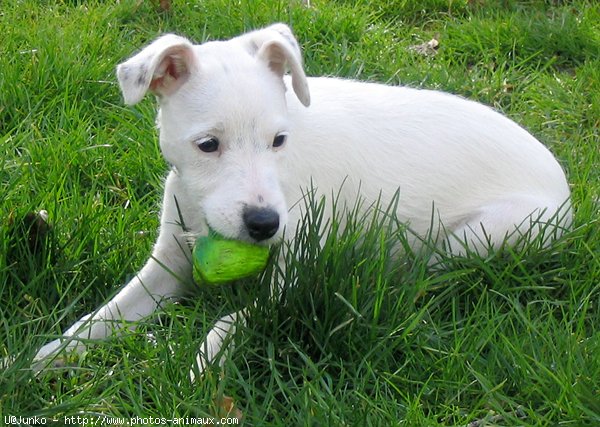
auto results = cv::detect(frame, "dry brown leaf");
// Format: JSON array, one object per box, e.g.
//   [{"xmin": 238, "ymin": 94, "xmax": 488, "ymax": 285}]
[
  {"xmin": 159, "ymin": 0, "xmax": 171, "ymax": 11},
  {"xmin": 214, "ymin": 395, "xmax": 244, "ymax": 422}
]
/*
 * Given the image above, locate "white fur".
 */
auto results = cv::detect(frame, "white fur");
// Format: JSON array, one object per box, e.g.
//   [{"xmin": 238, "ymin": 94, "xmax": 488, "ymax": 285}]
[{"xmin": 31, "ymin": 24, "xmax": 571, "ymax": 376}]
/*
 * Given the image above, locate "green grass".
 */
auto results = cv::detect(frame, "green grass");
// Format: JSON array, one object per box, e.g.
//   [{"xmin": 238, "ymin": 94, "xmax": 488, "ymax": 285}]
[{"xmin": 1, "ymin": 0, "xmax": 599, "ymax": 425}]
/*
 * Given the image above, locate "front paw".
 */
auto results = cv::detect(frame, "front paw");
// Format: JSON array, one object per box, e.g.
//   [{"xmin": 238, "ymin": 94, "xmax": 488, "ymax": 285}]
[
  {"xmin": 190, "ymin": 335, "xmax": 224, "ymax": 382},
  {"xmin": 32, "ymin": 338, "xmax": 86, "ymax": 373},
  {"xmin": 190, "ymin": 314, "xmax": 241, "ymax": 382}
]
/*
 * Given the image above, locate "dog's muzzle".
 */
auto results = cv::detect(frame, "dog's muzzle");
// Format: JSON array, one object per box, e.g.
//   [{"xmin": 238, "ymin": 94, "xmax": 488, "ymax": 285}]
[{"xmin": 243, "ymin": 207, "xmax": 279, "ymax": 241}]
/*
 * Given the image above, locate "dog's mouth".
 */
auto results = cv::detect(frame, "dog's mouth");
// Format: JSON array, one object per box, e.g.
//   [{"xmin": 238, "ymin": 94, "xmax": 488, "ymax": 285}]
[
  {"xmin": 203, "ymin": 204, "xmax": 283, "ymax": 245},
  {"xmin": 200, "ymin": 222, "xmax": 281, "ymax": 247}
]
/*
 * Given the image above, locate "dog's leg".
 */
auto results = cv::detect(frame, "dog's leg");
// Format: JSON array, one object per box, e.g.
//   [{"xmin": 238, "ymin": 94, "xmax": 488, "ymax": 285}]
[
  {"xmin": 443, "ymin": 196, "xmax": 571, "ymax": 257},
  {"xmin": 33, "ymin": 171, "xmax": 193, "ymax": 371}
]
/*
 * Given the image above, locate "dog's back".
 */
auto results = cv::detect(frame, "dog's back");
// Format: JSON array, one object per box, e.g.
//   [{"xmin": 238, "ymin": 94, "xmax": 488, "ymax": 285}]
[{"xmin": 282, "ymin": 76, "xmax": 571, "ymax": 249}]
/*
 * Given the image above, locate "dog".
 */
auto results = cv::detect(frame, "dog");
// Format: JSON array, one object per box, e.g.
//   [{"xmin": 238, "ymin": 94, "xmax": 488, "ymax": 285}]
[{"xmin": 31, "ymin": 24, "xmax": 571, "ymax": 377}]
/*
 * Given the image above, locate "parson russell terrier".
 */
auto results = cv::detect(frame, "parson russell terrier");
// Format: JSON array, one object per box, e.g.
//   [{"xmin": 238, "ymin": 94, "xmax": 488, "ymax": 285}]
[{"xmin": 31, "ymin": 24, "xmax": 571, "ymax": 377}]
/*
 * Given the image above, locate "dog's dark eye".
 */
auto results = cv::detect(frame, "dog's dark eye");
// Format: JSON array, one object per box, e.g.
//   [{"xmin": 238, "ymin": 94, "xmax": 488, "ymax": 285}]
[
  {"xmin": 197, "ymin": 137, "xmax": 220, "ymax": 153},
  {"xmin": 272, "ymin": 133, "xmax": 287, "ymax": 148}
]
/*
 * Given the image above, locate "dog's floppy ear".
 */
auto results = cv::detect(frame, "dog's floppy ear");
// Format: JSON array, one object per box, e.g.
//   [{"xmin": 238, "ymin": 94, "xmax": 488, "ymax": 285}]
[
  {"xmin": 250, "ymin": 24, "xmax": 310, "ymax": 107},
  {"xmin": 117, "ymin": 34, "xmax": 196, "ymax": 105}
]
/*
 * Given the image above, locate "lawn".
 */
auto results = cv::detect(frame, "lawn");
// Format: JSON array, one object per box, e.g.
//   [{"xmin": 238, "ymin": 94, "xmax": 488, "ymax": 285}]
[{"xmin": 1, "ymin": 0, "xmax": 599, "ymax": 425}]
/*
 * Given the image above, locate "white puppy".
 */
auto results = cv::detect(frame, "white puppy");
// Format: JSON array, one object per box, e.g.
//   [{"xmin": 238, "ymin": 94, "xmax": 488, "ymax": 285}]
[{"xmin": 32, "ymin": 24, "xmax": 571, "ymax": 376}]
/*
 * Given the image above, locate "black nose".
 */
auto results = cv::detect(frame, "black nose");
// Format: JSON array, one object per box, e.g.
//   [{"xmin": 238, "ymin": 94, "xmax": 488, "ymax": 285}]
[{"xmin": 243, "ymin": 207, "xmax": 279, "ymax": 241}]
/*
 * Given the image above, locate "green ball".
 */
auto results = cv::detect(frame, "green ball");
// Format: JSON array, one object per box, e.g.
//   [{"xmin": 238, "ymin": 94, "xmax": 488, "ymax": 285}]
[{"xmin": 192, "ymin": 233, "xmax": 270, "ymax": 285}]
